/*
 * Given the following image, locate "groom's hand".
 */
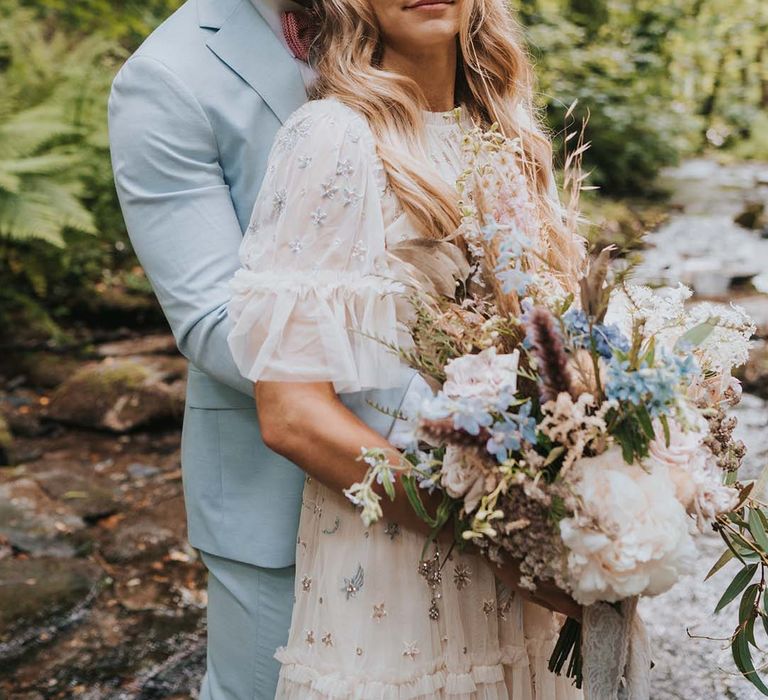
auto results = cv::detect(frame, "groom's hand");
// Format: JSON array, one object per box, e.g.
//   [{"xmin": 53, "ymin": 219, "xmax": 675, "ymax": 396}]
[{"xmin": 495, "ymin": 558, "xmax": 582, "ymax": 621}]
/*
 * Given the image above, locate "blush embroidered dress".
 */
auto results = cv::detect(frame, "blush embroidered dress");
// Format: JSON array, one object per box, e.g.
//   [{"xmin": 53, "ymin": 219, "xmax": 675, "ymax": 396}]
[{"xmin": 227, "ymin": 98, "xmax": 582, "ymax": 700}]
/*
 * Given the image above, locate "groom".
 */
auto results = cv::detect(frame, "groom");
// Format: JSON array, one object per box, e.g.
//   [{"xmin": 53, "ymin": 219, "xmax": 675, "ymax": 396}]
[{"xmin": 108, "ymin": 1, "xmax": 336, "ymax": 697}]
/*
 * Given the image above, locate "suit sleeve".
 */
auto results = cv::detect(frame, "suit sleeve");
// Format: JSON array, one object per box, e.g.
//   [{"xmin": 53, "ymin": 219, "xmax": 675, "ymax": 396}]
[{"xmin": 108, "ymin": 55, "xmax": 252, "ymax": 396}]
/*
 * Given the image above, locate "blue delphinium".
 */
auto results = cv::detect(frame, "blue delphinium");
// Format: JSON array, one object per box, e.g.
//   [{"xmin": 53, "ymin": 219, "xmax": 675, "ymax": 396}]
[
  {"xmin": 563, "ymin": 309, "xmax": 630, "ymax": 359},
  {"xmin": 486, "ymin": 402, "xmax": 537, "ymax": 462},
  {"xmin": 605, "ymin": 353, "xmax": 697, "ymax": 417},
  {"xmin": 482, "ymin": 215, "xmax": 536, "ymax": 296},
  {"xmin": 420, "ymin": 394, "xmax": 494, "ymax": 436}
]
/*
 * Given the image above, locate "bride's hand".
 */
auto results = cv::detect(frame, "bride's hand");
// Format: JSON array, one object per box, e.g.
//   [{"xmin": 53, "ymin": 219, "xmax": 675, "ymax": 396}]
[{"xmin": 495, "ymin": 558, "xmax": 582, "ymax": 621}]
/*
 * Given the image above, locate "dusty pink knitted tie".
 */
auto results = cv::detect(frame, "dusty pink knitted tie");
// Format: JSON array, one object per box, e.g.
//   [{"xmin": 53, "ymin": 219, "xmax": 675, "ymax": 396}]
[{"xmin": 281, "ymin": 10, "xmax": 317, "ymax": 63}]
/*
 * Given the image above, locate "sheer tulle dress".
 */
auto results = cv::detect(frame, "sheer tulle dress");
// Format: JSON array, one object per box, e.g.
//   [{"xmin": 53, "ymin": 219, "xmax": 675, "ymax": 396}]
[{"xmin": 227, "ymin": 99, "xmax": 582, "ymax": 700}]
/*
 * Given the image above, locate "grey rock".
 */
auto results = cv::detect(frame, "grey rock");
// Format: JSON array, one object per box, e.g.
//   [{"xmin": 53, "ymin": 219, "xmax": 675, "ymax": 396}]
[{"xmin": 32, "ymin": 468, "xmax": 119, "ymax": 521}]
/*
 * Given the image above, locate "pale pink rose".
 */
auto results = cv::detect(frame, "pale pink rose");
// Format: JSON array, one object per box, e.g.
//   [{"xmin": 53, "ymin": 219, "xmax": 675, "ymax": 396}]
[
  {"xmin": 687, "ymin": 373, "xmax": 742, "ymax": 407},
  {"xmin": 647, "ymin": 417, "xmax": 739, "ymax": 526},
  {"xmin": 443, "ymin": 347, "xmax": 520, "ymax": 404},
  {"xmin": 560, "ymin": 446, "xmax": 697, "ymax": 605},
  {"xmin": 647, "ymin": 417, "xmax": 709, "ymax": 510},
  {"xmin": 441, "ymin": 446, "xmax": 488, "ymax": 513}
]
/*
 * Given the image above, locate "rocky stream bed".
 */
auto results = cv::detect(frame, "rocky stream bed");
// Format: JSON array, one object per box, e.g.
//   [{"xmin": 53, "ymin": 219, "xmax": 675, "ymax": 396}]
[{"xmin": 1, "ymin": 158, "xmax": 767, "ymax": 699}]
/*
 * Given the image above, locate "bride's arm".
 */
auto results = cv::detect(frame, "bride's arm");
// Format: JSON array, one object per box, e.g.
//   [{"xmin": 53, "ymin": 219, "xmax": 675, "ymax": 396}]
[
  {"xmin": 256, "ymin": 379, "xmax": 438, "ymax": 535},
  {"xmin": 256, "ymin": 379, "xmax": 581, "ymax": 620}
]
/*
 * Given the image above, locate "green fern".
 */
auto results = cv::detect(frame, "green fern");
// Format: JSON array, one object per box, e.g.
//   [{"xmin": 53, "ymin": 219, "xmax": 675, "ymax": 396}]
[{"xmin": 0, "ymin": 6, "xmax": 120, "ymax": 246}]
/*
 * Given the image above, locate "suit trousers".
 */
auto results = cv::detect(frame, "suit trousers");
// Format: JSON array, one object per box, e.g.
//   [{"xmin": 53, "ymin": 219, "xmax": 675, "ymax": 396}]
[{"xmin": 199, "ymin": 551, "xmax": 295, "ymax": 700}]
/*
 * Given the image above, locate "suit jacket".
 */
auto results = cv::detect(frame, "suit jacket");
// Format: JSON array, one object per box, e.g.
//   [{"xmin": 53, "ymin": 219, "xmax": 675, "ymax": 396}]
[{"xmin": 108, "ymin": 0, "xmax": 413, "ymax": 568}]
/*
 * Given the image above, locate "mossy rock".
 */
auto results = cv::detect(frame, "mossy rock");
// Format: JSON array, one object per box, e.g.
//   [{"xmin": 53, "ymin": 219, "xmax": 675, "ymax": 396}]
[
  {"xmin": 48, "ymin": 357, "xmax": 185, "ymax": 433},
  {"xmin": 8, "ymin": 352, "xmax": 84, "ymax": 389}
]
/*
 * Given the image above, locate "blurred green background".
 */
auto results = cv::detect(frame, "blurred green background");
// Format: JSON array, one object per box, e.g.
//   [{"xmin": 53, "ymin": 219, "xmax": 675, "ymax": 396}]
[
  {"xmin": 1, "ymin": 1, "xmax": 768, "ymax": 698},
  {"xmin": 1, "ymin": 0, "xmax": 766, "ymax": 347}
]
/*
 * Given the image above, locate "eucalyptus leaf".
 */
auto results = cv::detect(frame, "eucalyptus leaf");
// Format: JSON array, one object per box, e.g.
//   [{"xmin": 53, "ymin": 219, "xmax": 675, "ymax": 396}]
[
  {"xmin": 719, "ymin": 529, "xmax": 748, "ymax": 566},
  {"xmin": 739, "ymin": 584, "xmax": 760, "ymax": 630},
  {"xmin": 715, "ymin": 564, "xmax": 758, "ymax": 613},
  {"xmin": 732, "ymin": 629, "xmax": 768, "ymax": 694},
  {"xmin": 748, "ymin": 508, "xmax": 768, "ymax": 553},
  {"xmin": 706, "ymin": 549, "xmax": 735, "ymax": 581},
  {"xmin": 674, "ymin": 319, "xmax": 719, "ymax": 352}
]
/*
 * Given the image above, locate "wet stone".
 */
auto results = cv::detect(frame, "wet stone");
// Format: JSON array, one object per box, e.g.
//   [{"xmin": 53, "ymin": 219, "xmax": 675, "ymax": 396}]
[
  {"xmin": 100, "ymin": 518, "xmax": 177, "ymax": 565},
  {"xmin": 0, "ymin": 558, "xmax": 100, "ymax": 654},
  {"xmin": 0, "ymin": 479, "xmax": 84, "ymax": 557}
]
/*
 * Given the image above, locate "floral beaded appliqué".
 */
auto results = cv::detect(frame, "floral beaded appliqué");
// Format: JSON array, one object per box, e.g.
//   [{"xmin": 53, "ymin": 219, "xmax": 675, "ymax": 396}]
[
  {"xmin": 272, "ymin": 189, "xmax": 287, "ymax": 215},
  {"xmin": 402, "ymin": 641, "xmax": 420, "ymax": 661},
  {"xmin": 311, "ymin": 208, "xmax": 327, "ymax": 227},
  {"xmin": 278, "ymin": 118, "xmax": 312, "ymax": 152},
  {"xmin": 342, "ymin": 564, "xmax": 364, "ymax": 600},
  {"xmin": 453, "ymin": 563, "xmax": 472, "ymax": 590},
  {"xmin": 321, "ymin": 180, "xmax": 339, "ymax": 200}
]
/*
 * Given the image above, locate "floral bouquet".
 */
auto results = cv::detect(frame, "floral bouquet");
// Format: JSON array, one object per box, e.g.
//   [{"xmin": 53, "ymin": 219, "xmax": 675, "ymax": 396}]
[{"xmin": 345, "ymin": 114, "xmax": 767, "ymax": 695}]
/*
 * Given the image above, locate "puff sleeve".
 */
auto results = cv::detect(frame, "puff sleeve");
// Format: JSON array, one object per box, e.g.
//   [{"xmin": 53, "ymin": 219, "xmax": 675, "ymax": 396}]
[{"xmin": 227, "ymin": 100, "xmax": 405, "ymax": 394}]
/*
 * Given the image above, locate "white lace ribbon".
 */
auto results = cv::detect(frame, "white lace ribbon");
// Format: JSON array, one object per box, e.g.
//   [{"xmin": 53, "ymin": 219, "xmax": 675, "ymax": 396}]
[{"xmin": 582, "ymin": 598, "xmax": 651, "ymax": 700}]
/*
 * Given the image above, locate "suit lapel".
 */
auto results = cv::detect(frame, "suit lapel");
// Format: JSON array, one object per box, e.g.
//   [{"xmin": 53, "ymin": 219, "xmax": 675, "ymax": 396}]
[{"xmin": 200, "ymin": 0, "xmax": 307, "ymax": 124}]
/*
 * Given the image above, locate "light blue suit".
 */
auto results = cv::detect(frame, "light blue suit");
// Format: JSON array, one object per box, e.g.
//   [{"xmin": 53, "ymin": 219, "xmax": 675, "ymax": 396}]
[{"xmin": 108, "ymin": 1, "xmax": 412, "ymax": 696}]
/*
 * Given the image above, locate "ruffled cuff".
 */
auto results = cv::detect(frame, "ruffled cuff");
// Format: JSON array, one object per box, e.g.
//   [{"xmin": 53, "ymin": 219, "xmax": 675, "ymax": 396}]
[{"xmin": 227, "ymin": 268, "xmax": 407, "ymax": 394}]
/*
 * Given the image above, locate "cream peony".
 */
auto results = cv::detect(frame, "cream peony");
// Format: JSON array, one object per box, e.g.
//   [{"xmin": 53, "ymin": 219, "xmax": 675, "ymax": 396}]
[
  {"xmin": 443, "ymin": 347, "xmax": 520, "ymax": 404},
  {"xmin": 560, "ymin": 446, "xmax": 698, "ymax": 606},
  {"xmin": 647, "ymin": 417, "xmax": 739, "ymax": 527}
]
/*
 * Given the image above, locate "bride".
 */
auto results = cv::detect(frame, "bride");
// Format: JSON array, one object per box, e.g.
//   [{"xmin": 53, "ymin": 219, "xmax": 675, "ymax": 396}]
[{"xmin": 227, "ymin": 0, "xmax": 585, "ymax": 697}]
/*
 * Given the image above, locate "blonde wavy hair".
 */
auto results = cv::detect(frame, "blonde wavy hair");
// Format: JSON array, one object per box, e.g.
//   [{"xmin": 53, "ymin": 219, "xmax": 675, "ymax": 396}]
[{"xmin": 310, "ymin": 0, "xmax": 584, "ymax": 290}]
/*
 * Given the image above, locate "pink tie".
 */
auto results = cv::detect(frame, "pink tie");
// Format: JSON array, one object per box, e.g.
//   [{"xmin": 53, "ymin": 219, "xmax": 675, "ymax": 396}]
[{"xmin": 281, "ymin": 10, "xmax": 317, "ymax": 63}]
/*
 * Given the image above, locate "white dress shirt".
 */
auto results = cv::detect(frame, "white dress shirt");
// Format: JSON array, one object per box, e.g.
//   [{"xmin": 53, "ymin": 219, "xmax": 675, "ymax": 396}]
[{"xmin": 250, "ymin": 0, "xmax": 317, "ymax": 89}]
